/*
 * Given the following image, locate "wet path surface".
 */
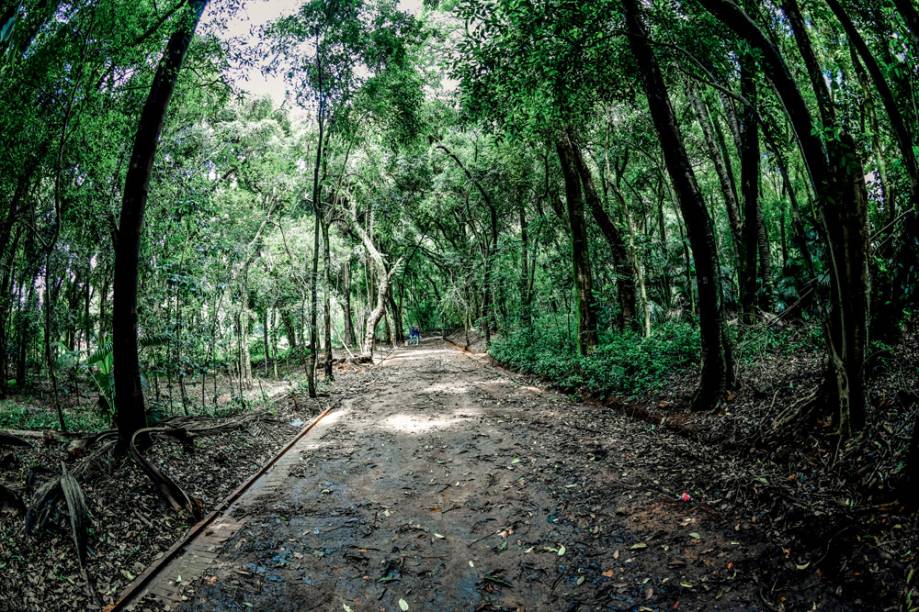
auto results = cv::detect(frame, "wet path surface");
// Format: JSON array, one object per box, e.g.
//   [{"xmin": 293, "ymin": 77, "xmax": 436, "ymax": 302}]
[{"xmin": 132, "ymin": 340, "xmax": 830, "ymax": 611}]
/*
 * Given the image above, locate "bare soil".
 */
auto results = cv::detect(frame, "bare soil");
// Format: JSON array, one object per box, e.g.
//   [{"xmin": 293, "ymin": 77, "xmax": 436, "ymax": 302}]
[{"xmin": 131, "ymin": 340, "xmax": 857, "ymax": 611}]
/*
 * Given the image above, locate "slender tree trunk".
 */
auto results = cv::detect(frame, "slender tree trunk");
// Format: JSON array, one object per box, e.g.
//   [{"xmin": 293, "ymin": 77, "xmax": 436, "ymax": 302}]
[
  {"xmin": 518, "ymin": 201, "xmax": 531, "ymax": 327},
  {"xmin": 699, "ymin": 0, "xmax": 868, "ymax": 436},
  {"xmin": 482, "ymin": 201, "xmax": 497, "ymax": 347},
  {"xmin": 556, "ymin": 134, "xmax": 598, "ymax": 355},
  {"xmin": 386, "ymin": 291, "xmax": 404, "ymax": 344},
  {"xmin": 570, "ymin": 135, "xmax": 637, "ymax": 330},
  {"xmin": 624, "ymin": 0, "xmax": 733, "ymax": 409},
  {"xmin": 43, "ymin": 254, "xmax": 65, "ymax": 430},
  {"xmin": 826, "ymin": 0, "xmax": 919, "ymax": 341},
  {"xmin": 306, "ymin": 48, "xmax": 324, "ymax": 397},
  {"xmin": 238, "ymin": 275, "xmax": 252, "ymax": 389},
  {"xmin": 112, "ymin": 0, "xmax": 208, "ymax": 449},
  {"xmin": 262, "ymin": 308, "xmax": 270, "ymax": 375},
  {"xmin": 739, "ymin": 58, "xmax": 761, "ymax": 323},
  {"xmin": 0, "ymin": 226, "xmax": 21, "ymax": 396},
  {"xmin": 690, "ymin": 88, "xmax": 743, "ymax": 284},
  {"xmin": 341, "ymin": 257, "xmax": 355, "ymax": 347},
  {"xmin": 321, "ymin": 217, "xmax": 333, "ymax": 380},
  {"xmin": 176, "ymin": 291, "xmax": 189, "ymax": 415}
]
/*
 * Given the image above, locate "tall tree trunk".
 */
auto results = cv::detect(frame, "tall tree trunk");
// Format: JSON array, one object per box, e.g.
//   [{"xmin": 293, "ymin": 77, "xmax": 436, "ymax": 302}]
[
  {"xmin": 238, "ymin": 276, "xmax": 252, "ymax": 389},
  {"xmin": 262, "ymin": 308, "xmax": 270, "ymax": 375},
  {"xmin": 321, "ymin": 216, "xmax": 333, "ymax": 380},
  {"xmin": 739, "ymin": 58, "xmax": 762, "ymax": 323},
  {"xmin": 518, "ymin": 201, "xmax": 531, "ymax": 327},
  {"xmin": 0, "ymin": 226, "xmax": 21, "ymax": 396},
  {"xmin": 570, "ymin": 135, "xmax": 637, "ymax": 330},
  {"xmin": 624, "ymin": 0, "xmax": 733, "ymax": 410},
  {"xmin": 482, "ymin": 200, "xmax": 498, "ymax": 347},
  {"xmin": 825, "ymin": 0, "xmax": 919, "ymax": 342},
  {"xmin": 112, "ymin": 0, "xmax": 208, "ymax": 449},
  {"xmin": 699, "ymin": 0, "xmax": 869, "ymax": 436},
  {"xmin": 342, "ymin": 256, "xmax": 355, "ymax": 347},
  {"xmin": 689, "ymin": 88, "xmax": 743, "ymax": 289},
  {"xmin": 386, "ymin": 290, "xmax": 404, "ymax": 344},
  {"xmin": 306, "ymin": 44, "xmax": 325, "ymax": 398},
  {"xmin": 555, "ymin": 134, "xmax": 598, "ymax": 355}
]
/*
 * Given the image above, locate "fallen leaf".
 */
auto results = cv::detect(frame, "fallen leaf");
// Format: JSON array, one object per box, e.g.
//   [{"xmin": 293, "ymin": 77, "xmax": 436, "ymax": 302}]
[
  {"xmin": 630, "ymin": 543, "xmax": 647, "ymax": 550},
  {"xmin": 399, "ymin": 598, "xmax": 410, "ymax": 611},
  {"xmin": 558, "ymin": 545, "xmax": 567, "ymax": 556},
  {"xmin": 688, "ymin": 532, "xmax": 701, "ymax": 540}
]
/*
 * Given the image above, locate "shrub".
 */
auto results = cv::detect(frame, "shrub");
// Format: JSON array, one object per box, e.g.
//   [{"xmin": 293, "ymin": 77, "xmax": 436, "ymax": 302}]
[{"xmin": 489, "ymin": 319, "xmax": 699, "ymax": 399}]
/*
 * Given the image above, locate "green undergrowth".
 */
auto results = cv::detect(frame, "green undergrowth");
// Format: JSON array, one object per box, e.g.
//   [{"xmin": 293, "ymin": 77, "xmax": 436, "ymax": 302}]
[
  {"xmin": 0, "ymin": 399, "xmax": 109, "ymax": 432},
  {"xmin": 489, "ymin": 320, "xmax": 699, "ymax": 399},
  {"xmin": 490, "ymin": 318, "xmax": 825, "ymax": 400}
]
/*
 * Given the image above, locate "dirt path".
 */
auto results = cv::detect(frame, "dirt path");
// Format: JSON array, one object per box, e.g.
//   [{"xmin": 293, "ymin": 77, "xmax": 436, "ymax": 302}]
[{"xmin": 128, "ymin": 339, "xmax": 842, "ymax": 611}]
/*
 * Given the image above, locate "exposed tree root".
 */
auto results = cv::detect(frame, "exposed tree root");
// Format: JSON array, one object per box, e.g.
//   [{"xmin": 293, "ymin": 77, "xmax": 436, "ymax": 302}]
[
  {"xmin": 0, "ymin": 431, "xmax": 33, "ymax": 447},
  {"xmin": 128, "ymin": 426, "xmax": 202, "ymax": 518},
  {"xmin": 0, "ymin": 482, "xmax": 25, "ymax": 514}
]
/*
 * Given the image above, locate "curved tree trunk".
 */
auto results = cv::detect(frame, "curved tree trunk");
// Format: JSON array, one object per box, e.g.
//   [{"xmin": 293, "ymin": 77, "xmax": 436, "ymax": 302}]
[
  {"xmin": 623, "ymin": 0, "xmax": 733, "ymax": 410},
  {"xmin": 739, "ymin": 58, "xmax": 762, "ymax": 322},
  {"xmin": 113, "ymin": 0, "xmax": 208, "ymax": 449},
  {"xmin": 555, "ymin": 133, "xmax": 598, "ymax": 355},
  {"xmin": 699, "ymin": 0, "xmax": 869, "ymax": 436},
  {"xmin": 569, "ymin": 135, "xmax": 637, "ymax": 331},
  {"xmin": 825, "ymin": 0, "xmax": 919, "ymax": 342},
  {"xmin": 689, "ymin": 87, "xmax": 743, "ymax": 294}
]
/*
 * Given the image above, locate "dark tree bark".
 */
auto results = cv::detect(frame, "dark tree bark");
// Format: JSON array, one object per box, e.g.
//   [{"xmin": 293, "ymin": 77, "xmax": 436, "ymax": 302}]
[
  {"xmin": 689, "ymin": 88, "xmax": 742, "ymax": 285},
  {"xmin": 555, "ymin": 134, "xmax": 598, "ymax": 355},
  {"xmin": 321, "ymin": 216, "xmax": 333, "ymax": 381},
  {"xmin": 341, "ymin": 256, "xmax": 355, "ymax": 347},
  {"xmin": 113, "ymin": 0, "xmax": 208, "ymax": 449},
  {"xmin": 281, "ymin": 310, "xmax": 298, "ymax": 352},
  {"xmin": 738, "ymin": 58, "xmax": 762, "ymax": 322},
  {"xmin": 386, "ymin": 291, "xmax": 404, "ymax": 344},
  {"xmin": 623, "ymin": 0, "xmax": 733, "ymax": 410},
  {"xmin": 306, "ymin": 38, "xmax": 325, "ymax": 398},
  {"xmin": 892, "ymin": 0, "xmax": 919, "ymax": 49},
  {"xmin": 699, "ymin": 0, "xmax": 869, "ymax": 436},
  {"xmin": 0, "ymin": 226, "xmax": 21, "ymax": 396},
  {"xmin": 569, "ymin": 135, "xmax": 637, "ymax": 330},
  {"xmin": 825, "ymin": 0, "xmax": 919, "ymax": 342},
  {"xmin": 518, "ymin": 201, "xmax": 531, "ymax": 327}
]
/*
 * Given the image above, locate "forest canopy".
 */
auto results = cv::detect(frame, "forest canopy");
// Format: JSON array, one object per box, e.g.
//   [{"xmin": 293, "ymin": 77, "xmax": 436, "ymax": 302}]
[{"xmin": 1, "ymin": 0, "xmax": 919, "ymax": 608}]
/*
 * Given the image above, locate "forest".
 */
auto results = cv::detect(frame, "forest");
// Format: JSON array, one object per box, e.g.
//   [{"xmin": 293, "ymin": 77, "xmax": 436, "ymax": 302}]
[{"xmin": 0, "ymin": 0, "xmax": 918, "ymax": 609}]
